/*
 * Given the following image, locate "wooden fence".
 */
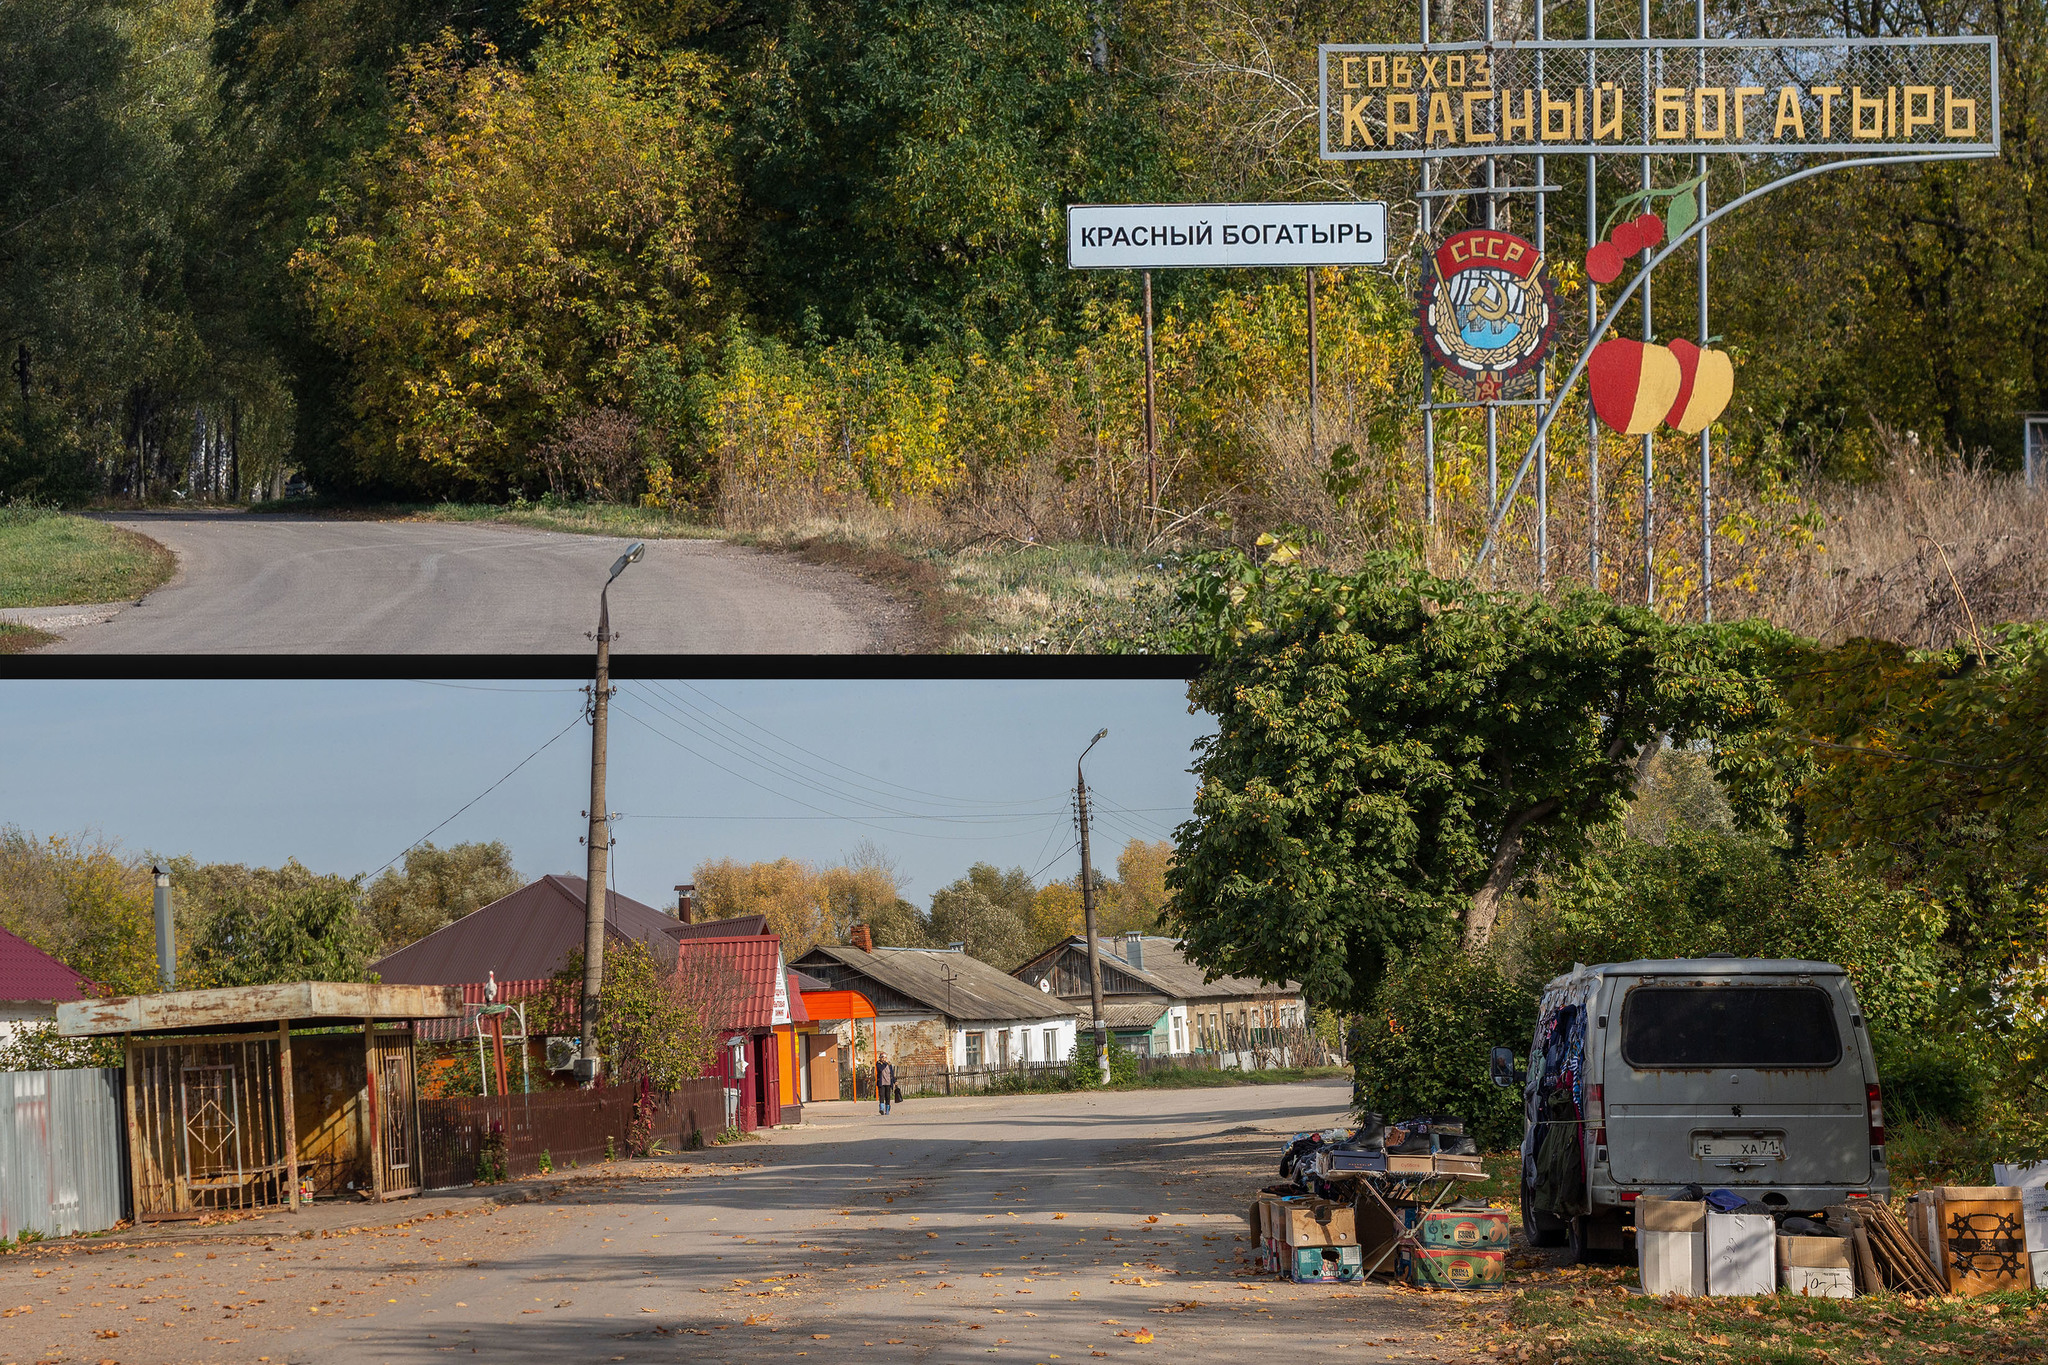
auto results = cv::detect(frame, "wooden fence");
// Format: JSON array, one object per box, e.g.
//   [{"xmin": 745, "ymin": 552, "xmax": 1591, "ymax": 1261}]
[{"xmin": 417, "ymin": 1077, "xmax": 726, "ymax": 1190}]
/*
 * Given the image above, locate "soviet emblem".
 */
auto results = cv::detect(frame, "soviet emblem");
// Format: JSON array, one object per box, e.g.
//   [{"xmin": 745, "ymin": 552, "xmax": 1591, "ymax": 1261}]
[{"xmin": 1417, "ymin": 228, "xmax": 1557, "ymax": 401}]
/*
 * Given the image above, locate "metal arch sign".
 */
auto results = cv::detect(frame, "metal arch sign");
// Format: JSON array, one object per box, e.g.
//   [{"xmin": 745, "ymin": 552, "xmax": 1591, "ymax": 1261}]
[{"xmin": 1317, "ymin": 37, "xmax": 1999, "ymax": 160}]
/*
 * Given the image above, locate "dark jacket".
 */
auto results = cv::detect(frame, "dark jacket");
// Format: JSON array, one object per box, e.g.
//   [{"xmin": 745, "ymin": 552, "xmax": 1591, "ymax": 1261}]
[{"xmin": 876, "ymin": 1061, "xmax": 896, "ymax": 1090}]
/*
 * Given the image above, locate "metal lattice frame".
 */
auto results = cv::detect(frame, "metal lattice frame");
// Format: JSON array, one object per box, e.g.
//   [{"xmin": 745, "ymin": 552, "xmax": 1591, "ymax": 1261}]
[{"xmin": 1319, "ymin": 12, "xmax": 1999, "ymax": 615}]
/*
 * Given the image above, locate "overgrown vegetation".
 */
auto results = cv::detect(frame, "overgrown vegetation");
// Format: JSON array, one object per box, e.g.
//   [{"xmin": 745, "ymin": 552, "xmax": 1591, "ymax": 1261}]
[
  {"xmin": 6, "ymin": 1, "xmax": 2044, "ymax": 650},
  {"xmin": 1166, "ymin": 564, "xmax": 2048, "ymax": 1161}
]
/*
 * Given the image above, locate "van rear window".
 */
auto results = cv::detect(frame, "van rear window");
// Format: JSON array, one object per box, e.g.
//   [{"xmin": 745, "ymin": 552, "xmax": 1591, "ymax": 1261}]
[{"xmin": 1620, "ymin": 985, "xmax": 1842, "ymax": 1068}]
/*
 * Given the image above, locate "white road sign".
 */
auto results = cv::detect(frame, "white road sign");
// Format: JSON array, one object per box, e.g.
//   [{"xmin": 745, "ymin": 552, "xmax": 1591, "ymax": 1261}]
[{"xmin": 1067, "ymin": 202, "xmax": 1388, "ymax": 270}]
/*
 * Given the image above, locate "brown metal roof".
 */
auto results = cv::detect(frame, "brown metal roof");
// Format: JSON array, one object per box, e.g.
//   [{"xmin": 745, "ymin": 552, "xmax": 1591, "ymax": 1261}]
[
  {"xmin": 669, "ymin": 914, "xmax": 771, "ymax": 940},
  {"xmin": 371, "ymin": 875, "xmax": 684, "ymax": 985},
  {"xmin": 798, "ymin": 944, "xmax": 1070, "ymax": 1023},
  {"xmin": 1014, "ymin": 935, "xmax": 1299, "ymax": 1001}
]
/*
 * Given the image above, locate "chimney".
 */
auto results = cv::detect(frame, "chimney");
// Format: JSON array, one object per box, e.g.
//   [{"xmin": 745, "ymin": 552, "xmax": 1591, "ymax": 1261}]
[
  {"xmin": 946, "ymin": 941, "xmax": 965, "ymax": 953},
  {"xmin": 153, "ymin": 865, "xmax": 174, "ymax": 990},
  {"xmin": 850, "ymin": 922, "xmax": 874, "ymax": 952},
  {"xmin": 1125, "ymin": 932, "xmax": 1144, "ymax": 971},
  {"xmin": 674, "ymin": 884, "xmax": 697, "ymax": 923}
]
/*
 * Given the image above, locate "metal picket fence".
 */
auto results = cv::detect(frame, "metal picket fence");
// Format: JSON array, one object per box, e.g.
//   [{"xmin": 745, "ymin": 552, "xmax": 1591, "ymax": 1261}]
[{"xmin": 0, "ymin": 1068, "xmax": 128, "ymax": 1240}]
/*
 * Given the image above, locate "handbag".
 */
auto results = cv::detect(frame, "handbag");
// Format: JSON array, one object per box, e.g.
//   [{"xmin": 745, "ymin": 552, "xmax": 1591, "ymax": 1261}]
[{"xmin": 893, "ymin": 1084, "xmax": 904, "ymax": 1104}]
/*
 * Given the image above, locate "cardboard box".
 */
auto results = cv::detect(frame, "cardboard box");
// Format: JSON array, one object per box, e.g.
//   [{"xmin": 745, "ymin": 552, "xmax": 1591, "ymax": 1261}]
[
  {"xmin": 1265, "ymin": 1197, "xmax": 1356, "ymax": 1247},
  {"xmin": 1991, "ymin": 1161, "xmax": 2048, "ymax": 1289},
  {"xmin": 1416, "ymin": 1208, "xmax": 1511, "ymax": 1250},
  {"xmin": 1247, "ymin": 1201, "xmax": 1264, "ymax": 1243},
  {"xmin": 1405, "ymin": 1247, "xmax": 1506, "ymax": 1290},
  {"xmin": 1638, "ymin": 1203, "xmax": 1707, "ymax": 1296},
  {"xmin": 1933, "ymin": 1187, "xmax": 2028, "ymax": 1297},
  {"xmin": 1706, "ymin": 1212, "xmax": 1776, "ymax": 1297},
  {"xmin": 1778, "ymin": 1235, "xmax": 1853, "ymax": 1270},
  {"xmin": 1286, "ymin": 1243, "xmax": 1365, "ymax": 1283},
  {"xmin": 1385, "ymin": 1154, "xmax": 1434, "ymax": 1174},
  {"xmin": 1355, "ymin": 1197, "xmax": 1412, "ymax": 1270},
  {"xmin": 1782, "ymin": 1265, "xmax": 1855, "ymax": 1299},
  {"xmin": 1433, "ymin": 1153, "xmax": 1486, "ymax": 1176}
]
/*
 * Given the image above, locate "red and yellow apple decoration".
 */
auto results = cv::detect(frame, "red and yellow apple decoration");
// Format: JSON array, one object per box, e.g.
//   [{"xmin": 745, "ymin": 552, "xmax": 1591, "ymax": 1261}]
[
  {"xmin": 1589, "ymin": 338, "xmax": 1683, "ymax": 435},
  {"xmin": 1589, "ymin": 337, "xmax": 1735, "ymax": 435},
  {"xmin": 1663, "ymin": 338, "xmax": 1734, "ymax": 433}
]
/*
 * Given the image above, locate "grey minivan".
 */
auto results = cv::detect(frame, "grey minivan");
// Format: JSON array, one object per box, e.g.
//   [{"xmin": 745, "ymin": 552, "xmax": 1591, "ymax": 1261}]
[{"xmin": 1492, "ymin": 957, "xmax": 1889, "ymax": 1261}]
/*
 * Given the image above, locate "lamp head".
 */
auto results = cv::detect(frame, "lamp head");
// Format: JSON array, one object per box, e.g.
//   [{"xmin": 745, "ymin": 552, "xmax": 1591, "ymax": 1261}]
[{"xmin": 607, "ymin": 542, "xmax": 646, "ymax": 585}]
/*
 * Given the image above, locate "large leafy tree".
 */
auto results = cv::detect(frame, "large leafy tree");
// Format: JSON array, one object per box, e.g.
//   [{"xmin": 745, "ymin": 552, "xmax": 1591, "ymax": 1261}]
[
  {"xmin": 293, "ymin": 31, "xmax": 730, "ymax": 494},
  {"xmin": 179, "ymin": 860, "xmax": 379, "ymax": 988},
  {"xmin": 1164, "ymin": 550, "xmax": 1783, "ymax": 1012},
  {"xmin": 364, "ymin": 840, "xmax": 523, "ymax": 953}
]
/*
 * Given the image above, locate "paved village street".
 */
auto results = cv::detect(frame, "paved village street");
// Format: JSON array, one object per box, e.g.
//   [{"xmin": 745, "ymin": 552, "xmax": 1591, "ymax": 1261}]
[{"xmin": 0, "ymin": 1081, "xmax": 1494, "ymax": 1365}]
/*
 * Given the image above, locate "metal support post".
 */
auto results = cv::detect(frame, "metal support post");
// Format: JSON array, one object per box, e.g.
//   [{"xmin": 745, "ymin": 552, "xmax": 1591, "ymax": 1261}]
[
  {"xmin": 1639, "ymin": 0, "xmax": 1656, "ymax": 607},
  {"xmin": 1696, "ymin": 0, "xmax": 1713, "ymax": 623},
  {"xmin": 1142, "ymin": 271, "xmax": 1158, "ymax": 518},
  {"xmin": 1306, "ymin": 266, "xmax": 1319, "ymax": 465}
]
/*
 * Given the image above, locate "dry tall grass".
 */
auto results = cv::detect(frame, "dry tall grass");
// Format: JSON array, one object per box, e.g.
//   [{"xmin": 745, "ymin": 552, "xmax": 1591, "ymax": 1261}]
[{"xmin": 1774, "ymin": 458, "xmax": 2048, "ymax": 649}]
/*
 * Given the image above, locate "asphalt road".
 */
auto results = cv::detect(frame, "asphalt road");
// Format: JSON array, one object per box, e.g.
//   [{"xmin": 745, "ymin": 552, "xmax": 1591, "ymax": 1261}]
[
  {"xmin": 0, "ymin": 1081, "xmax": 1486, "ymax": 1365},
  {"xmin": 34, "ymin": 514, "xmax": 907, "ymax": 654}
]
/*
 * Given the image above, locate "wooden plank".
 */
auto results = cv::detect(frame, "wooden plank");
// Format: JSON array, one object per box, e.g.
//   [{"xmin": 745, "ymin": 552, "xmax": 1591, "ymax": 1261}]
[
  {"xmin": 363, "ymin": 1019, "xmax": 385, "ymax": 1203},
  {"xmin": 56, "ymin": 982, "xmax": 465, "ymax": 1036},
  {"xmin": 278, "ymin": 1021, "xmax": 301, "ymax": 1214},
  {"xmin": 122, "ymin": 1038, "xmax": 148, "ymax": 1223}
]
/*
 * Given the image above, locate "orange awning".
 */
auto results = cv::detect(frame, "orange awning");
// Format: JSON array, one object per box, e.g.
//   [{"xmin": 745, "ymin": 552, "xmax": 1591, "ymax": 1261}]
[{"xmin": 800, "ymin": 989, "xmax": 875, "ymax": 1021}]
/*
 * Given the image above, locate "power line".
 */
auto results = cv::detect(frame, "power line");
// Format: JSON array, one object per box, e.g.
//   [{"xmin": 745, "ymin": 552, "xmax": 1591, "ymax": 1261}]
[
  {"xmin": 610, "ymin": 702, "xmax": 1066, "ymax": 845},
  {"xmin": 625, "ymin": 683, "xmax": 1067, "ymax": 822},
  {"xmin": 369, "ymin": 711, "xmax": 583, "ymax": 879},
  {"xmin": 655, "ymin": 679, "xmax": 1069, "ymax": 810}
]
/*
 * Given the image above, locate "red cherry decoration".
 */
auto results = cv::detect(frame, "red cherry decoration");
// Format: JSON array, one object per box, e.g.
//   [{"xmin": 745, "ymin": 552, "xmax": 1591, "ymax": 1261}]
[
  {"xmin": 1584, "ymin": 241, "xmax": 1624, "ymax": 284},
  {"xmin": 1609, "ymin": 218, "xmax": 1644, "ymax": 256},
  {"xmin": 1636, "ymin": 212, "xmax": 1666, "ymax": 248}
]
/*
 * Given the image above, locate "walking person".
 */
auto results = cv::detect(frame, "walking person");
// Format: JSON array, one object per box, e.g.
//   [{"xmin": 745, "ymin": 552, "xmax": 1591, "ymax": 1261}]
[{"xmin": 876, "ymin": 1053, "xmax": 895, "ymax": 1116}]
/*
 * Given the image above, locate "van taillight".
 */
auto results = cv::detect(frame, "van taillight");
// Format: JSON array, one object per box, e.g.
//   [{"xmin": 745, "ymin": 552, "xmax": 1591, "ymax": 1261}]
[
  {"xmin": 1867, "ymin": 1083, "xmax": 1885, "ymax": 1146},
  {"xmin": 1588, "ymin": 1083, "xmax": 1606, "ymax": 1146}
]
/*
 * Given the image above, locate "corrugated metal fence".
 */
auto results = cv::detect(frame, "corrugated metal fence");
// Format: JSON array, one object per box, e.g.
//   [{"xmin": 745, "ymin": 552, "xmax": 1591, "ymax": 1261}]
[{"xmin": 0, "ymin": 1068, "xmax": 127, "ymax": 1240}]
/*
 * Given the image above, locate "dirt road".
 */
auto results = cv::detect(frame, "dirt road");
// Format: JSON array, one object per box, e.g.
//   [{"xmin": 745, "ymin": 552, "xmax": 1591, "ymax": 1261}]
[
  {"xmin": 34, "ymin": 514, "xmax": 908, "ymax": 654},
  {"xmin": 0, "ymin": 1081, "xmax": 1499, "ymax": 1365}
]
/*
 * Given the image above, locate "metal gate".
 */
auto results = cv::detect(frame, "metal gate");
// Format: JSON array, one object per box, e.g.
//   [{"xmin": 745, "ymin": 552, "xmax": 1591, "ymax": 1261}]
[
  {"xmin": 128, "ymin": 1034, "xmax": 290, "ymax": 1218},
  {"xmin": 371, "ymin": 1030, "xmax": 421, "ymax": 1199},
  {"xmin": 0, "ymin": 1068, "xmax": 127, "ymax": 1239}
]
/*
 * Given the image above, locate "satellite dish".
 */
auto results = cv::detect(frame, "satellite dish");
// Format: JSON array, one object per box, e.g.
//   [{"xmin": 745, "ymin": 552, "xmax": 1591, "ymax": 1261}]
[{"xmin": 1038, "ymin": 979, "xmax": 1051, "ymax": 993}]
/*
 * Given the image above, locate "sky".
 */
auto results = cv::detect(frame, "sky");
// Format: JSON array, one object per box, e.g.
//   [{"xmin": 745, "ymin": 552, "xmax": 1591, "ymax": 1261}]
[{"xmin": 0, "ymin": 678, "xmax": 1214, "ymax": 908}]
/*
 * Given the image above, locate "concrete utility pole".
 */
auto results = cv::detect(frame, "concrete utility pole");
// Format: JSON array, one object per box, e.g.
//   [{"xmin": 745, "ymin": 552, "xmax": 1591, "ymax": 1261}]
[
  {"xmin": 1076, "ymin": 728, "xmax": 1109, "ymax": 1085},
  {"xmin": 579, "ymin": 541, "xmax": 644, "ymax": 1085},
  {"xmin": 152, "ymin": 865, "xmax": 174, "ymax": 990}
]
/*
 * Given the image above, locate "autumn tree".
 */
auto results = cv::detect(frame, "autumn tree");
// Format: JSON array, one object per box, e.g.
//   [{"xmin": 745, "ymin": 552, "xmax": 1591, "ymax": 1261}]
[
  {"xmin": 364, "ymin": 840, "xmax": 522, "ymax": 952},
  {"xmin": 0, "ymin": 827, "xmax": 157, "ymax": 995},
  {"xmin": 178, "ymin": 861, "xmax": 379, "ymax": 989},
  {"xmin": 293, "ymin": 31, "xmax": 729, "ymax": 495},
  {"xmin": 1165, "ymin": 551, "xmax": 1784, "ymax": 1013}
]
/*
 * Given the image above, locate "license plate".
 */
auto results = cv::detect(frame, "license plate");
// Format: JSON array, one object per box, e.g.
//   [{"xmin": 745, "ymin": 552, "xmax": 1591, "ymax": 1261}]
[{"xmin": 1694, "ymin": 1135, "xmax": 1784, "ymax": 1159}]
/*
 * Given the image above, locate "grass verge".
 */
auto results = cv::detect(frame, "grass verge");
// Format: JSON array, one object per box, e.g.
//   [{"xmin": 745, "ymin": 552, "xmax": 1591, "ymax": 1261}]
[
  {"xmin": 0, "ymin": 623, "xmax": 59, "ymax": 653},
  {"xmin": 1463, "ymin": 1261, "xmax": 2048, "ymax": 1365},
  {"xmin": 246, "ymin": 498, "xmax": 1181, "ymax": 651},
  {"xmin": 0, "ymin": 505, "xmax": 175, "ymax": 608}
]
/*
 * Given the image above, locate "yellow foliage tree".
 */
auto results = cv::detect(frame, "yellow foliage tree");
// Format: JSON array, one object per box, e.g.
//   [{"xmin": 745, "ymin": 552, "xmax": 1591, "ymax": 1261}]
[
  {"xmin": 692, "ymin": 851, "xmax": 904, "ymax": 956},
  {"xmin": 293, "ymin": 33, "xmax": 728, "ymax": 494}
]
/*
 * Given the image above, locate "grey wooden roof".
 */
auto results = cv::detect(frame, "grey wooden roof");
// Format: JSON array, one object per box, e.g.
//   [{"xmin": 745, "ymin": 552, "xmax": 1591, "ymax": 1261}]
[
  {"xmin": 1014, "ymin": 935, "xmax": 1299, "ymax": 1001},
  {"xmin": 796, "ymin": 944, "xmax": 1069, "ymax": 1023}
]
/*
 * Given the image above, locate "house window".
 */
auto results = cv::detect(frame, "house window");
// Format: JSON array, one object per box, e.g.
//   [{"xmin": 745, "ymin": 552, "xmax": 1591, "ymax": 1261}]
[
  {"xmin": 1172, "ymin": 1015, "xmax": 1186, "ymax": 1053},
  {"xmin": 965, "ymin": 1032, "xmax": 984, "ymax": 1067},
  {"xmin": 1044, "ymin": 1028, "xmax": 1057, "ymax": 1061}
]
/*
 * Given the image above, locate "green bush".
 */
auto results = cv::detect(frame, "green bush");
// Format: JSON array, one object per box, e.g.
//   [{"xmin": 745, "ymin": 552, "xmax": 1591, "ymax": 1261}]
[
  {"xmin": 1066, "ymin": 1033, "xmax": 1140, "ymax": 1088},
  {"xmin": 1348, "ymin": 947, "xmax": 1537, "ymax": 1152},
  {"xmin": 1873, "ymin": 1028, "xmax": 1985, "ymax": 1126}
]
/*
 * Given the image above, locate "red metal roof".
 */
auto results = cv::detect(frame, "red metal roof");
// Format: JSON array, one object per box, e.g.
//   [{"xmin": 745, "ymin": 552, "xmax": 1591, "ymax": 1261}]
[
  {"xmin": 0, "ymin": 927, "xmax": 93, "ymax": 1004},
  {"xmin": 784, "ymin": 973, "xmax": 810, "ymax": 1024},
  {"xmin": 673, "ymin": 936, "xmax": 787, "ymax": 1030}
]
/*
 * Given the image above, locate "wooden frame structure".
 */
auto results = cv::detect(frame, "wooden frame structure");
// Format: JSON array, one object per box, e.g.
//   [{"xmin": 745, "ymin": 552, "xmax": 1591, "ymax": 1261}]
[{"xmin": 58, "ymin": 983, "xmax": 460, "ymax": 1221}]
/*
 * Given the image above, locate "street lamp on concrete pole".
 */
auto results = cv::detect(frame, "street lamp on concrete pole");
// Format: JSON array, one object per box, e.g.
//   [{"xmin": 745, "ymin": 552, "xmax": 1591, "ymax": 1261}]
[
  {"xmin": 1076, "ymin": 728, "xmax": 1109, "ymax": 1086},
  {"xmin": 578, "ymin": 541, "xmax": 644, "ymax": 1084}
]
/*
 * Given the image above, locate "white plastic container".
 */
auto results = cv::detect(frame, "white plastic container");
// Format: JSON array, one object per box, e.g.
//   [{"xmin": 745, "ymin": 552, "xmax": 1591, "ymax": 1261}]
[
  {"xmin": 1638, "ymin": 1199, "xmax": 1706, "ymax": 1296},
  {"xmin": 1706, "ymin": 1211, "xmax": 1776, "ymax": 1296}
]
